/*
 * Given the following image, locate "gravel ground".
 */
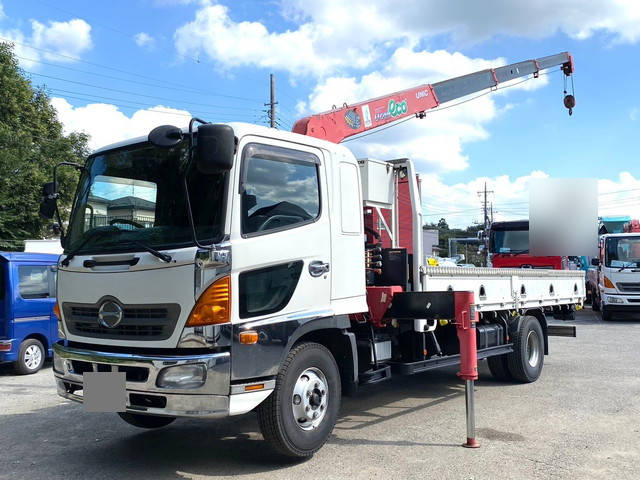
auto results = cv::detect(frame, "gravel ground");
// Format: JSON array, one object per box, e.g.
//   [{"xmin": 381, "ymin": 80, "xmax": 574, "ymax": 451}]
[{"xmin": 1, "ymin": 307, "xmax": 638, "ymax": 480}]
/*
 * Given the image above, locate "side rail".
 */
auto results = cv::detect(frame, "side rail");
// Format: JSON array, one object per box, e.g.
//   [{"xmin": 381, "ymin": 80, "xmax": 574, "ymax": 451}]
[{"xmin": 422, "ymin": 266, "xmax": 585, "ymax": 312}]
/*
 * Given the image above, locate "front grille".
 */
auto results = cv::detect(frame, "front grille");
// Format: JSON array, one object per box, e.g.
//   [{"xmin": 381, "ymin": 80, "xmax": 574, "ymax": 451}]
[
  {"xmin": 69, "ymin": 360, "xmax": 149, "ymax": 382},
  {"xmin": 64, "ymin": 302, "xmax": 180, "ymax": 341},
  {"xmin": 616, "ymin": 282, "xmax": 640, "ymax": 293}
]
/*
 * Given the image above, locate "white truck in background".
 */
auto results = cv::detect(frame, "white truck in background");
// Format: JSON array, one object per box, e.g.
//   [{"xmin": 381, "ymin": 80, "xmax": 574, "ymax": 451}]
[{"xmin": 590, "ymin": 233, "xmax": 640, "ymax": 320}]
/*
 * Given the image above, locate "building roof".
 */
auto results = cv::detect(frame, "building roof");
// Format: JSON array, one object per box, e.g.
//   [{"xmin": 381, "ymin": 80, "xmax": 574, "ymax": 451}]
[{"xmin": 107, "ymin": 196, "xmax": 156, "ymax": 210}]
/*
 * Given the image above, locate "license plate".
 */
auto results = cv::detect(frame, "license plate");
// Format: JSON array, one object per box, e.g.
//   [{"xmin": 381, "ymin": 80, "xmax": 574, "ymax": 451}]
[{"xmin": 83, "ymin": 372, "xmax": 126, "ymax": 412}]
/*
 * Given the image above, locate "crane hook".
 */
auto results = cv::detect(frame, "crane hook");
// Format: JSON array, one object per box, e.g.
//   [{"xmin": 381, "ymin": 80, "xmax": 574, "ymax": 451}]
[{"xmin": 564, "ymin": 94, "xmax": 575, "ymax": 116}]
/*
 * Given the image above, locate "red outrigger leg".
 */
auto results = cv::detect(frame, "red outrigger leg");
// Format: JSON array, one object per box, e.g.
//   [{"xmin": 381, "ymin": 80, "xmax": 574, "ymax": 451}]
[{"xmin": 454, "ymin": 291, "xmax": 480, "ymax": 448}]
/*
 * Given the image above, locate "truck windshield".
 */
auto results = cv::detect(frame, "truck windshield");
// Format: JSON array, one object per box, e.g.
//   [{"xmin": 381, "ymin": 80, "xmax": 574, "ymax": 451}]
[
  {"xmin": 489, "ymin": 228, "xmax": 529, "ymax": 254},
  {"xmin": 606, "ymin": 236, "xmax": 640, "ymax": 267},
  {"xmin": 65, "ymin": 140, "xmax": 226, "ymax": 255}
]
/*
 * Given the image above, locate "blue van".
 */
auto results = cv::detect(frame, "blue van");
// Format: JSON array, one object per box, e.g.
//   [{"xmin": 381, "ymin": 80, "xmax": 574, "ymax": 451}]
[{"xmin": 0, "ymin": 252, "xmax": 59, "ymax": 374}]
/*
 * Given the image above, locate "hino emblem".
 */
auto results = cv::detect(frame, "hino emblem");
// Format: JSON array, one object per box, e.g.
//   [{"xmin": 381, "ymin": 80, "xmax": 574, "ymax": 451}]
[{"xmin": 98, "ymin": 300, "xmax": 123, "ymax": 329}]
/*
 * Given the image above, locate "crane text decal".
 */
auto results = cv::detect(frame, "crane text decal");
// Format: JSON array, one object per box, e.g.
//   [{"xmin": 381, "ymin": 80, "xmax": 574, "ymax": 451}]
[
  {"xmin": 344, "ymin": 109, "xmax": 362, "ymax": 129},
  {"xmin": 374, "ymin": 99, "xmax": 408, "ymax": 122}
]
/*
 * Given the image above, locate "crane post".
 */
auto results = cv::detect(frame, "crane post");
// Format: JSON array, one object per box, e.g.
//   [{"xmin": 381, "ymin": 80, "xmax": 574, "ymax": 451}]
[{"xmin": 454, "ymin": 290, "xmax": 480, "ymax": 448}]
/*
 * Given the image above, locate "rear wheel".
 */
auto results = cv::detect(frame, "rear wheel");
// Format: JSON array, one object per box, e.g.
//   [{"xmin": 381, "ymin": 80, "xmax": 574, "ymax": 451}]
[
  {"xmin": 14, "ymin": 338, "xmax": 45, "ymax": 375},
  {"xmin": 487, "ymin": 354, "xmax": 513, "ymax": 381},
  {"xmin": 507, "ymin": 316, "xmax": 544, "ymax": 383},
  {"xmin": 118, "ymin": 412, "xmax": 176, "ymax": 429},
  {"xmin": 257, "ymin": 342, "xmax": 341, "ymax": 458}
]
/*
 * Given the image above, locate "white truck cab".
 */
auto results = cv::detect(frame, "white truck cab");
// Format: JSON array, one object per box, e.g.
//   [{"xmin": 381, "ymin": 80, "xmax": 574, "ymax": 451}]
[{"xmin": 591, "ymin": 233, "xmax": 640, "ymax": 320}]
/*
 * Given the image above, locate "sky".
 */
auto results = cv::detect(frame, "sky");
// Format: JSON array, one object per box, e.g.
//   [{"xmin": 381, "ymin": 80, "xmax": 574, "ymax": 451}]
[{"xmin": 1, "ymin": 0, "xmax": 639, "ymax": 227}]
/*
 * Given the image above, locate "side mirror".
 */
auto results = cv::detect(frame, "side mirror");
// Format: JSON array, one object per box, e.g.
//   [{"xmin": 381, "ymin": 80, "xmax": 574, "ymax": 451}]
[
  {"xmin": 196, "ymin": 124, "xmax": 235, "ymax": 174},
  {"xmin": 591, "ymin": 258, "xmax": 600, "ymax": 266},
  {"xmin": 40, "ymin": 181, "xmax": 58, "ymax": 219},
  {"xmin": 42, "ymin": 182, "xmax": 57, "ymax": 196}
]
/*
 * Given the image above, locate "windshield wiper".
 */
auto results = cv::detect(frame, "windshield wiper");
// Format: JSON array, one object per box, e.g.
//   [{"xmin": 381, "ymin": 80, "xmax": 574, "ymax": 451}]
[
  {"xmin": 61, "ymin": 226, "xmax": 122, "ymax": 267},
  {"xmin": 618, "ymin": 263, "xmax": 639, "ymax": 272},
  {"xmin": 129, "ymin": 241, "xmax": 172, "ymax": 263}
]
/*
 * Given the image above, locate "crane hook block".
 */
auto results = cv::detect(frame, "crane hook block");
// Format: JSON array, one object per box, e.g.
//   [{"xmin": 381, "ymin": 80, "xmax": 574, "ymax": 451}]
[{"xmin": 564, "ymin": 94, "xmax": 576, "ymax": 116}]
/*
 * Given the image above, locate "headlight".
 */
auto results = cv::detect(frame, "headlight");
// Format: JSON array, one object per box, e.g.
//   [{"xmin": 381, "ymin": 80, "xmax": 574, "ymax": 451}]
[
  {"xmin": 606, "ymin": 296, "xmax": 624, "ymax": 304},
  {"xmin": 156, "ymin": 364, "xmax": 206, "ymax": 389}
]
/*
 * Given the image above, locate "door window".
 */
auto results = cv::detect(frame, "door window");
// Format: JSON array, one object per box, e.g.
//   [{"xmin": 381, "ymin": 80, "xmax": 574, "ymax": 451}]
[
  {"xmin": 241, "ymin": 144, "xmax": 320, "ymax": 236},
  {"xmin": 18, "ymin": 265, "xmax": 52, "ymax": 299},
  {"xmin": 239, "ymin": 261, "xmax": 304, "ymax": 318}
]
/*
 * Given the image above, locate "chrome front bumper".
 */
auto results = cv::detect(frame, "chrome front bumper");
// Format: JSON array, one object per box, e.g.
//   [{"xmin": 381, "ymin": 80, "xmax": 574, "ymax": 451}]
[{"xmin": 52, "ymin": 342, "xmax": 230, "ymax": 418}]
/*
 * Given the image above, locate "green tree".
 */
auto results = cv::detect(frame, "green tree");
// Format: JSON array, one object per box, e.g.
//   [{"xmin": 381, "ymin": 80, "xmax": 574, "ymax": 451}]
[{"xmin": 0, "ymin": 42, "xmax": 88, "ymax": 250}]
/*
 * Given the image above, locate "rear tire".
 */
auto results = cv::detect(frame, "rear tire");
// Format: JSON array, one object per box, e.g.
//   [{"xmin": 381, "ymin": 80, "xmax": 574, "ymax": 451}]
[
  {"xmin": 257, "ymin": 342, "xmax": 341, "ymax": 458},
  {"xmin": 507, "ymin": 316, "xmax": 544, "ymax": 383},
  {"xmin": 118, "ymin": 412, "xmax": 176, "ymax": 429},
  {"xmin": 14, "ymin": 338, "xmax": 45, "ymax": 375},
  {"xmin": 487, "ymin": 355, "xmax": 513, "ymax": 381}
]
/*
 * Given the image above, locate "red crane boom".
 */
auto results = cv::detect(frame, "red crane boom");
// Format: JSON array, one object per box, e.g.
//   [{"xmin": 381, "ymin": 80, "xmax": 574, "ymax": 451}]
[{"xmin": 293, "ymin": 52, "xmax": 574, "ymax": 144}]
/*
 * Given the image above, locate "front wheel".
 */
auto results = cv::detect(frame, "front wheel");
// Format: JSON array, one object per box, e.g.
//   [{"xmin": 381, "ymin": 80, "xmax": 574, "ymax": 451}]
[
  {"xmin": 601, "ymin": 309, "xmax": 613, "ymax": 321},
  {"xmin": 257, "ymin": 342, "xmax": 341, "ymax": 458},
  {"xmin": 507, "ymin": 316, "xmax": 544, "ymax": 383},
  {"xmin": 118, "ymin": 412, "xmax": 176, "ymax": 429},
  {"xmin": 592, "ymin": 293, "xmax": 601, "ymax": 312},
  {"xmin": 14, "ymin": 338, "xmax": 45, "ymax": 375}
]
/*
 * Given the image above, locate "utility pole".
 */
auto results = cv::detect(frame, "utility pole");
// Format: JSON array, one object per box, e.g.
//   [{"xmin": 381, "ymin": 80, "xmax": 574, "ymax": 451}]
[
  {"xmin": 477, "ymin": 182, "xmax": 494, "ymax": 266},
  {"xmin": 266, "ymin": 73, "xmax": 277, "ymax": 128}
]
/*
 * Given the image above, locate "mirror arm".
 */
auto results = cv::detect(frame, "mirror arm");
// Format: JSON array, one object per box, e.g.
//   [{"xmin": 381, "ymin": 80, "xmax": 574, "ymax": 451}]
[
  {"xmin": 50, "ymin": 161, "xmax": 85, "ymax": 244},
  {"xmin": 181, "ymin": 117, "xmax": 215, "ymax": 250}
]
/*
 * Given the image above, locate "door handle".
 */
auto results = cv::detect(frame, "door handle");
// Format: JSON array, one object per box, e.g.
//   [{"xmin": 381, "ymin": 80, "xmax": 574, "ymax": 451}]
[{"xmin": 309, "ymin": 261, "xmax": 330, "ymax": 277}]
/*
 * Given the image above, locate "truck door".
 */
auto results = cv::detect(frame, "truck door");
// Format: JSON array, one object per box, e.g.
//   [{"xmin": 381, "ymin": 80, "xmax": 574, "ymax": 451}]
[
  {"xmin": 13, "ymin": 263, "xmax": 56, "ymax": 350},
  {"xmin": 0, "ymin": 258, "xmax": 7, "ymax": 341},
  {"xmin": 231, "ymin": 139, "xmax": 331, "ymax": 324}
]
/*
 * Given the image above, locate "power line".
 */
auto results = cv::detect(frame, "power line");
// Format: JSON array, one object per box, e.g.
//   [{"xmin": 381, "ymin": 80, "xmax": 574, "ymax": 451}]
[
  {"xmin": 0, "ymin": 36, "xmax": 261, "ymax": 102},
  {"xmin": 25, "ymin": 71, "xmax": 262, "ymax": 113}
]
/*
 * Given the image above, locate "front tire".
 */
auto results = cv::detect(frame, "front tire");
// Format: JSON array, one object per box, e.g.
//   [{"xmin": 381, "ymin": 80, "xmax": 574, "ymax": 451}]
[
  {"xmin": 592, "ymin": 293, "xmax": 601, "ymax": 312},
  {"xmin": 118, "ymin": 412, "xmax": 176, "ymax": 429},
  {"xmin": 507, "ymin": 316, "xmax": 544, "ymax": 383},
  {"xmin": 601, "ymin": 309, "xmax": 613, "ymax": 321},
  {"xmin": 14, "ymin": 338, "xmax": 45, "ymax": 375},
  {"xmin": 257, "ymin": 342, "xmax": 341, "ymax": 458}
]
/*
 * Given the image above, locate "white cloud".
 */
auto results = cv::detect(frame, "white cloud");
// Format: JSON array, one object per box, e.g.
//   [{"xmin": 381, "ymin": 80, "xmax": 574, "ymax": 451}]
[
  {"xmin": 175, "ymin": 0, "xmax": 640, "ymax": 78},
  {"xmin": 423, "ymin": 171, "xmax": 640, "ymax": 228},
  {"xmin": 173, "ymin": 1, "xmax": 390, "ymax": 76},
  {"xmin": 134, "ymin": 32, "xmax": 155, "ymax": 49},
  {"xmin": 31, "ymin": 19, "xmax": 92, "ymax": 59},
  {"xmin": 0, "ymin": 2, "xmax": 5, "ymax": 21},
  {"xmin": 283, "ymin": 0, "xmax": 640, "ymax": 45},
  {"xmin": 51, "ymin": 98, "xmax": 192, "ymax": 150},
  {"xmin": 1, "ymin": 18, "xmax": 92, "ymax": 69}
]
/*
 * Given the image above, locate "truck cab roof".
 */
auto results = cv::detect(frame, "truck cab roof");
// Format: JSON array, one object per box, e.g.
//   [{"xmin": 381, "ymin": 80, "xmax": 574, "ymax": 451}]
[
  {"xmin": 0, "ymin": 252, "xmax": 60, "ymax": 263},
  {"xmin": 91, "ymin": 122, "xmax": 353, "ymax": 157}
]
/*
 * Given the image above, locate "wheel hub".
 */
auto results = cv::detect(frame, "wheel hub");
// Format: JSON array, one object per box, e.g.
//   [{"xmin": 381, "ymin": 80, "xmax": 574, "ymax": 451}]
[
  {"xmin": 24, "ymin": 345, "xmax": 42, "ymax": 370},
  {"xmin": 292, "ymin": 367, "xmax": 328, "ymax": 430},
  {"xmin": 526, "ymin": 330, "xmax": 541, "ymax": 368}
]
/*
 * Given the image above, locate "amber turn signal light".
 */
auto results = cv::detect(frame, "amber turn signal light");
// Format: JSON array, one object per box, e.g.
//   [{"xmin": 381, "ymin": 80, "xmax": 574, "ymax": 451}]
[
  {"xmin": 603, "ymin": 276, "xmax": 615, "ymax": 289},
  {"xmin": 53, "ymin": 302, "xmax": 62, "ymax": 320},
  {"xmin": 186, "ymin": 276, "xmax": 231, "ymax": 326},
  {"xmin": 239, "ymin": 330, "xmax": 259, "ymax": 344}
]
